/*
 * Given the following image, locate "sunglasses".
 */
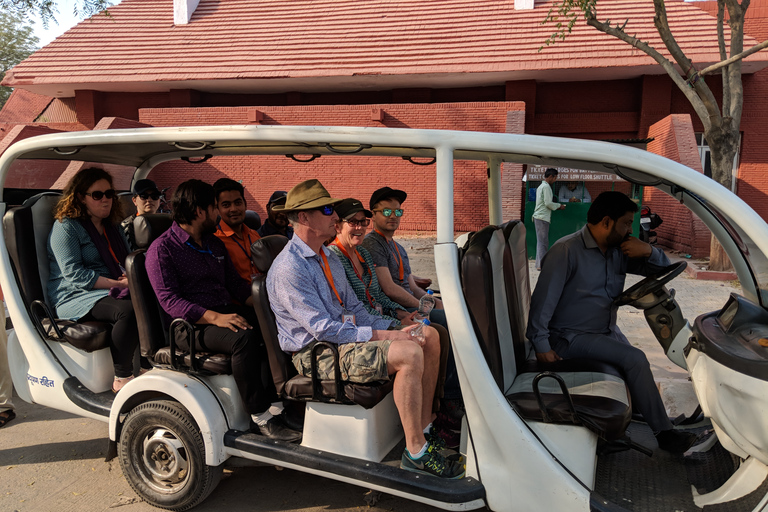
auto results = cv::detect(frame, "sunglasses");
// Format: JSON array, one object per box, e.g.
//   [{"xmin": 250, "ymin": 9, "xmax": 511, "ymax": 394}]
[
  {"xmin": 314, "ymin": 205, "xmax": 335, "ymax": 216},
  {"xmin": 138, "ymin": 192, "xmax": 161, "ymax": 200},
  {"xmin": 85, "ymin": 189, "xmax": 116, "ymax": 200},
  {"xmin": 344, "ymin": 218, "xmax": 371, "ymax": 228},
  {"xmin": 373, "ymin": 208, "xmax": 404, "ymax": 218}
]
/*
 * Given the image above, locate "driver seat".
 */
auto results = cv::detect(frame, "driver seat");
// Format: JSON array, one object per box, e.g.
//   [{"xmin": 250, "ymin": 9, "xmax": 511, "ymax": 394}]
[{"xmin": 460, "ymin": 224, "xmax": 632, "ymax": 441}]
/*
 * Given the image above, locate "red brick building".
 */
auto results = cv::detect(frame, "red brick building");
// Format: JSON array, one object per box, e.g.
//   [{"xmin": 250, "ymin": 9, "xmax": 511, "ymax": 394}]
[{"xmin": 2, "ymin": 0, "xmax": 767, "ymax": 256}]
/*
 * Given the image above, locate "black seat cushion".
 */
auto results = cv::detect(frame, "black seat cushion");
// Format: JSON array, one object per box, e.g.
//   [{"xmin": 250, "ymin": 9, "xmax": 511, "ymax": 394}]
[
  {"xmin": 133, "ymin": 213, "xmax": 173, "ymax": 249},
  {"xmin": 284, "ymin": 375, "xmax": 394, "ymax": 410},
  {"xmin": 506, "ymin": 359, "xmax": 632, "ymax": 441},
  {"xmin": 154, "ymin": 346, "xmax": 232, "ymax": 374},
  {"xmin": 42, "ymin": 319, "xmax": 112, "ymax": 352}
]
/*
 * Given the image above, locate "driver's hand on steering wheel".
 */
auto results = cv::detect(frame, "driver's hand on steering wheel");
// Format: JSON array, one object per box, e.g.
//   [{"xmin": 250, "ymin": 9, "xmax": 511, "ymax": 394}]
[
  {"xmin": 536, "ymin": 350, "xmax": 562, "ymax": 364},
  {"xmin": 620, "ymin": 236, "xmax": 653, "ymax": 258}
]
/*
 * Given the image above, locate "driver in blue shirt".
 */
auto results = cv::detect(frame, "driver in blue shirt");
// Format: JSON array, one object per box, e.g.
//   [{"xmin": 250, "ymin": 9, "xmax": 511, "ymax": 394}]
[{"xmin": 526, "ymin": 191, "xmax": 697, "ymax": 453}]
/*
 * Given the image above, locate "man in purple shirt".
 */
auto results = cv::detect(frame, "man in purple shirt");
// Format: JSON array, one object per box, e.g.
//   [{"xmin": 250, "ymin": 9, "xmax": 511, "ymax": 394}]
[{"xmin": 146, "ymin": 179, "xmax": 301, "ymax": 443}]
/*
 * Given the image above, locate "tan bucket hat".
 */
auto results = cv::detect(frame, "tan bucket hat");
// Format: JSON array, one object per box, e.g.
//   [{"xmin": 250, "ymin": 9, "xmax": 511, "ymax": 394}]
[{"xmin": 272, "ymin": 179, "xmax": 343, "ymax": 212}]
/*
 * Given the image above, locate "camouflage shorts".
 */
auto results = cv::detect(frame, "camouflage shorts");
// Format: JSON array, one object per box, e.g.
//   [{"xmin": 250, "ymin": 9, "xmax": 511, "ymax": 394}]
[{"xmin": 292, "ymin": 339, "xmax": 393, "ymax": 383}]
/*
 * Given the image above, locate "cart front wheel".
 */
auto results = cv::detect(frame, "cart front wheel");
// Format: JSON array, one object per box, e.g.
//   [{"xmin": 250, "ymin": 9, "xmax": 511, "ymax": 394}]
[{"xmin": 118, "ymin": 400, "xmax": 222, "ymax": 511}]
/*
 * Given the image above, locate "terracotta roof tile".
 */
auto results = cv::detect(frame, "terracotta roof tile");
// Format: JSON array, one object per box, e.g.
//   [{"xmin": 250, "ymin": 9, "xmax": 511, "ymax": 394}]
[
  {"xmin": 4, "ymin": 0, "xmax": 767, "ymax": 90},
  {"xmin": 0, "ymin": 89, "xmax": 52, "ymax": 123}
]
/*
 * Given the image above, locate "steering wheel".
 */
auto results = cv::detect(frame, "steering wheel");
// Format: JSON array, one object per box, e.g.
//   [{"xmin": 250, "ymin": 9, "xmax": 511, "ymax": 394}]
[{"xmin": 613, "ymin": 261, "xmax": 687, "ymax": 307}]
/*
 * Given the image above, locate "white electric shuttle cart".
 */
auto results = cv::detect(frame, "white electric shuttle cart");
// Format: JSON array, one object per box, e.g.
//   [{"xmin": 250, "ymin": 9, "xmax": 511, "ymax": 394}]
[{"xmin": 2, "ymin": 126, "xmax": 768, "ymax": 512}]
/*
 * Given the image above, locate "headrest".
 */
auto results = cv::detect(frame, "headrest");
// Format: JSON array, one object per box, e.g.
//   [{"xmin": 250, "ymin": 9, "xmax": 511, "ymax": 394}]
[
  {"xmin": 251, "ymin": 235, "xmax": 289, "ymax": 274},
  {"xmin": 244, "ymin": 210, "xmax": 262, "ymax": 231},
  {"xmin": 133, "ymin": 213, "xmax": 173, "ymax": 249}
]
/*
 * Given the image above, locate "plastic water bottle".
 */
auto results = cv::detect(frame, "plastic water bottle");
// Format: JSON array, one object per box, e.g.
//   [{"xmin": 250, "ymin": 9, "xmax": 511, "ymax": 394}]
[
  {"xmin": 417, "ymin": 290, "xmax": 436, "ymax": 320},
  {"xmin": 410, "ymin": 319, "xmax": 431, "ymax": 344}
]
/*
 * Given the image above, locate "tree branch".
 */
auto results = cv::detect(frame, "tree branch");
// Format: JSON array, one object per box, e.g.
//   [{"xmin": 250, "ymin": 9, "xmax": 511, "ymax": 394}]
[
  {"xmin": 698, "ymin": 38, "xmax": 768, "ymax": 77},
  {"xmin": 652, "ymin": 0, "xmax": 722, "ymax": 122},
  {"xmin": 718, "ymin": 0, "xmax": 731, "ymax": 117},
  {"xmin": 585, "ymin": 13, "xmax": 712, "ymax": 130}
]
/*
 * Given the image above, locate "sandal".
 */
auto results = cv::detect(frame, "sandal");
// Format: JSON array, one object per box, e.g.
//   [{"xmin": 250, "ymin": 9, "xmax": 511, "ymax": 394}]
[
  {"xmin": 112, "ymin": 376, "xmax": 134, "ymax": 393},
  {"xmin": 0, "ymin": 409, "xmax": 16, "ymax": 428}
]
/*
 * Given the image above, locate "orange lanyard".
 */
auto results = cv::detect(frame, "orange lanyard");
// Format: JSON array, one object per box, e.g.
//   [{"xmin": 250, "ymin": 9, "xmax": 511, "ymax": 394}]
[
  {"xmin": 103, "ymin": 232, "xmax": 121, "ymax": 267},
  {"xmin": 375, "ymin": 228, "xmax": 404, "ymax": 281},
  {"xmin": 331, "ymin": 239, "xmax": 375, "ymax": 308},
  {"xmin": 319, "ymin": 250, "xmax": 344, "ymax": 307}
]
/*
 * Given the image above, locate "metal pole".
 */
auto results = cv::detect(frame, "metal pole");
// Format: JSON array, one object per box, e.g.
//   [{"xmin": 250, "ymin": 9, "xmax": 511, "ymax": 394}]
[
  {"xmin": 436, "ymin": 145, "xmax": 454, "ymax": 244},
  {"xmin": 488, "ymin": 156, "xmax": 502, "ymax": 225}
]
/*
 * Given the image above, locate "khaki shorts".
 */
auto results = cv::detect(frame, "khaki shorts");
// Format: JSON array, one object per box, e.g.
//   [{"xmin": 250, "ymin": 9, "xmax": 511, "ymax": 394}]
[{"xmin": 292, "ymin": 339, "xmax": 393, "ymax": 383}]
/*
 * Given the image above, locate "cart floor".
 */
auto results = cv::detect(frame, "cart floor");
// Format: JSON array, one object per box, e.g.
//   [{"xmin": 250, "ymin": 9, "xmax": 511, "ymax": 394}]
[{"xmin": 595, "ymin": 421, "xmax": 768, "ymax": 511}]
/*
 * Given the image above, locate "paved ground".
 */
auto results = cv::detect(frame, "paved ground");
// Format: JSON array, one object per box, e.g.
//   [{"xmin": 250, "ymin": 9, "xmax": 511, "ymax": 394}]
[{"xmin": 0, "ymin": 235, "xmax": 742, "ymax": 511}]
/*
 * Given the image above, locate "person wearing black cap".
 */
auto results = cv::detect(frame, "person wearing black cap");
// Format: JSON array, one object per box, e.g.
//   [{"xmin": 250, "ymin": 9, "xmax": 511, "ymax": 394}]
[
  {"xmin": 257, "ymin": 190, "xmax": 294, "ymax": 239},
  {"xmin": 362, "ymin": 186, "xmax": 464, "ymax": 422},
  {"xmin": 120, "ymin": 178, "xmax": 161, "ymax": 251}
]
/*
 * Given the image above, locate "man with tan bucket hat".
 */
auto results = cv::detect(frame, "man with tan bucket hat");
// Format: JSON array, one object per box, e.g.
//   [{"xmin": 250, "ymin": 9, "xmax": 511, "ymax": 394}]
[{"xmin": 267, "ymin": 179, "xmax": 465, "ymax": 479}]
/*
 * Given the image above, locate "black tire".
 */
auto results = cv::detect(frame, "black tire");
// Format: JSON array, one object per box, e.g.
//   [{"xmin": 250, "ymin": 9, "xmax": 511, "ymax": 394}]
[{"xmin": 118, "ymin": 400, "xmax": 223, "ymax": 511}]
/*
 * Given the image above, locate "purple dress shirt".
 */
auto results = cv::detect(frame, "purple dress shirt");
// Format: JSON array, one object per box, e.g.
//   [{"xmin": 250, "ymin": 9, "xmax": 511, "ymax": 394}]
[{"xmin": 145, "ymin": 222, "xmax": 251, "ymax": 323}]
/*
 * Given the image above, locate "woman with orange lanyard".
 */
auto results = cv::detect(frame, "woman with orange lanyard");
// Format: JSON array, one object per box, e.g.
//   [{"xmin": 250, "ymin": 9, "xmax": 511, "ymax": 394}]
[
  {"xmin": 48, "ymin": 167, "xmax": 144, "ymax": 392},
  {"xmin": 329, "ymin": 198, "xmax": 453, "ymax": 423}
]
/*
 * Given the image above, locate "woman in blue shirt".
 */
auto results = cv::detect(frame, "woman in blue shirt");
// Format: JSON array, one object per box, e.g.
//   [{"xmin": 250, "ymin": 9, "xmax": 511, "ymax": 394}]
[{"xmin": 48, "ymin": 168, "xmax": 140, "ymax": 392}]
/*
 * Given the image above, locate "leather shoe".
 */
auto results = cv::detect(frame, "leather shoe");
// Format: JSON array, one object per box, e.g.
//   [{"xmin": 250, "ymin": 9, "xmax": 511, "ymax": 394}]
[
  {"xmin": 655, "ymin": 429, "xmax": 698, "ymax": 453},
  {"xmin": 251, "ymin": 416, "xmax": 302, "ymax": 443}
]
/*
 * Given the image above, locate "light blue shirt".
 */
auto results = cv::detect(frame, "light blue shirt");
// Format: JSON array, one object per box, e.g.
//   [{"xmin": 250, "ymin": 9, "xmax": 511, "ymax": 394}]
[
  {"xmin": 267, "ymin": 235, "xmax": 395, "ymax": 353},
  {"xmin": 47, "ymin": 217, "xmax": 128, "ymax": 320},
  {"xmin": 526, "ymin": 225, "xmax": 670, "ymax": 353}
]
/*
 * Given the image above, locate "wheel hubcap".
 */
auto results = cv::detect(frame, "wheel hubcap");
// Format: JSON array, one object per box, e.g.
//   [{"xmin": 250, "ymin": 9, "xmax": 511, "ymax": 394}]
[{"xmin": 140, "ymin": 428, "xmax": 190, "ymax": 492}]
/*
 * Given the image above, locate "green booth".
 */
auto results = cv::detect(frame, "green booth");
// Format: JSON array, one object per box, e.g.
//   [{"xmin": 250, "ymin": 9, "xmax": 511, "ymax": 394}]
[{"xmin": 524, "ymin": 166, "xmax": 643, "ymax": 259}]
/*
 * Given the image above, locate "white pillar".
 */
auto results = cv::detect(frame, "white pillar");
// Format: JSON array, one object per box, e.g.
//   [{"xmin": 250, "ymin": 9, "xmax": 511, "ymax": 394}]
[{"xmin": 174, "ymin": 0, "xmax": 201, "ymax": 25}]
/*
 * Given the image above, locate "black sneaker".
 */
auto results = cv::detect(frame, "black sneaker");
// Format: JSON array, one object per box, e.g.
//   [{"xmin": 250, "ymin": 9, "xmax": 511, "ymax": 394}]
[
  {"xmin": 655, "ymin": 429, "xmax": 698, "ymax": 453},
  {"xmin": 425, "ymin": 426, "xmax": 464, "ymax": 462},
  {"xmin": 251, "ymin": 416, "xmax": 302, "ymax": 443},
  {"xmin": 400, "ymin": 443, "xmax": 465, "ymax": 479}
]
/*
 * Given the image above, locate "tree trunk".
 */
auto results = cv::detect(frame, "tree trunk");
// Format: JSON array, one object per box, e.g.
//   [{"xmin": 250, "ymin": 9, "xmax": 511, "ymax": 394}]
[
  {"xmin": 704, "ymin": 124, "xmax": 739, "ymax": 272},
  {"xmin": 709, "ymin": 234, "xmax": 733, "ymax": 271}
]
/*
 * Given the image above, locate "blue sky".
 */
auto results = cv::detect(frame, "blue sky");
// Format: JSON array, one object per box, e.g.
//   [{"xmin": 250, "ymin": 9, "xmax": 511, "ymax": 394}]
[{"xmin": 31, "ymin": 1, "xmax": 117, "ymax": 47}]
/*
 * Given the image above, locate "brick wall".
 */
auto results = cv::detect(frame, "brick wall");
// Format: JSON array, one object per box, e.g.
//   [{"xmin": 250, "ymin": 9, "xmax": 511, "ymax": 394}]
[
  {"xmin": 138, "ymin": 102, "xmax": 525, "ymax": 232},
  {"xmin": 645, "ymin": 114, "xmax": 711, "ymax": 258}
]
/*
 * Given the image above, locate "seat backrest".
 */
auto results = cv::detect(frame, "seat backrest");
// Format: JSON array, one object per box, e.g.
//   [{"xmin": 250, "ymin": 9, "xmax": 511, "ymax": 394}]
[
  {"xmin": 3, "ymin": 192, "xmax": 61, "ymax": 307},
  {"xmin": 244, "ymin": 210, "xmax": 261, "ymax": 231},
  {"xmin": 118, "ymin": 192, "xmax": 135, "ymax": 218},
  {"xmin": 460, "ymin": 225, "xmax": 519, "ymax": 392},
  {"xmin": 250, "ymin": 235, "xmax": 292, "ymax": 395},
  {"xmin": 125, "ymin": 213, "xmax": 174, "ymax": 358},
  {"xmin": 500, "ymin": 220, "xmax": 534, "ymax": 363}
]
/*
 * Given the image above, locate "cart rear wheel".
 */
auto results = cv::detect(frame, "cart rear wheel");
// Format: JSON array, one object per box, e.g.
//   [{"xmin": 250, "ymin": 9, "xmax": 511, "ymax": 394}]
[{"xmin": 118, "ymin": 400, "xmax": 222, "ymax": 511}]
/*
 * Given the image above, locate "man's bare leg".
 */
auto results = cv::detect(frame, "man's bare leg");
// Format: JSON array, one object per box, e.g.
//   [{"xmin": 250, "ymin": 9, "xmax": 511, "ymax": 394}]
[
  {"xmin": 420, "ymin": 327, "xmax": 441, "ymax": 429},
  {"xmin": 387, "ymin": 339, "xmax": 428, "ymax": 455}
]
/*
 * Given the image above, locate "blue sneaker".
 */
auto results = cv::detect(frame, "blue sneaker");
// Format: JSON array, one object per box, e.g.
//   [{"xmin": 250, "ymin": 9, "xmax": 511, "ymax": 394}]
[{"xmin": 400, "ymin": 443, "xmax": 465, "ymax": 479}]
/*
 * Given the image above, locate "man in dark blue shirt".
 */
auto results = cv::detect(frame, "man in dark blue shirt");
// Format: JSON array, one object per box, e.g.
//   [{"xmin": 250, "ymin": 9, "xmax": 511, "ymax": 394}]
[
  {"xmin": 257, "ymin": 190, "xmax": 294, "ymax": 239},
  {"xmin": 527, "ymin": 191, "xmax": 696, "ymax": 453}
]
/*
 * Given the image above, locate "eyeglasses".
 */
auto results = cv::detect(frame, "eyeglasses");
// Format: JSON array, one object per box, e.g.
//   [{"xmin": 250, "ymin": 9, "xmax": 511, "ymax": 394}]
[
  {"xmin": 344, "ymin": 218, "xmax": 371, "ymax": 228},
  {"xmin": 85, "ymin": 189, "xmax": 116, "ymax": 200},
  {"xmin": 314, "ymin": 205, "xmax": 335, "ymax": 216},
  {"xmin": 373, "ymin": 208, "xmax": 403, "ymax": 218},
  {"xmin": 138, "ymin": 192, "xmax": 161, "ymax": 200}
]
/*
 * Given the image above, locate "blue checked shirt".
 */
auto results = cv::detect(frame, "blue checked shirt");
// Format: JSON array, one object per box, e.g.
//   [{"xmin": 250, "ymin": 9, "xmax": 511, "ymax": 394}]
[{"xmin": 267, "ymin": 235, "xmax": 396, "ymax": 353}]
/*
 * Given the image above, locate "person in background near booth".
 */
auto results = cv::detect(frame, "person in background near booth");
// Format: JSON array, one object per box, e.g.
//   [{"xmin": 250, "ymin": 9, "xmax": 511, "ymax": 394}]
[
  {"xmin": 558, "ymin": 181, "xmax": 592, "ymax": 203},
  {"xmin": 362, "ymin": 187, "xmax": 463, "ymax": 423},
  {"xmin": 213, "ymin": 178, "xmax": 261, "ymax": 282},
  {"xmin": 121, "ymin": 179, "xmax": 161, "ymax": 251},
  {"xmin": 0, "ymin": 306, "xmax": 15, "ymax": 428},
  {"xmin": 532, "ymin": 168, "xmax": 566, "ymax": 270},
  {"xmin": 257, "ymin": 191, "xmax": 294, "ymax": 239},
  {"xmin": 48, "ymin": 167, "xmax": 142, "ymax": 393},
  {"xmin": 267, "ymin": 179, "xmax": 464, "ymax": 479},
  {"xmin": 146, "ymin": 179, "xmax": 301, "ymax": 442},
  {"xmin": 526, "ymin": 191, "xmax": 697, "ymax": 453}
]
